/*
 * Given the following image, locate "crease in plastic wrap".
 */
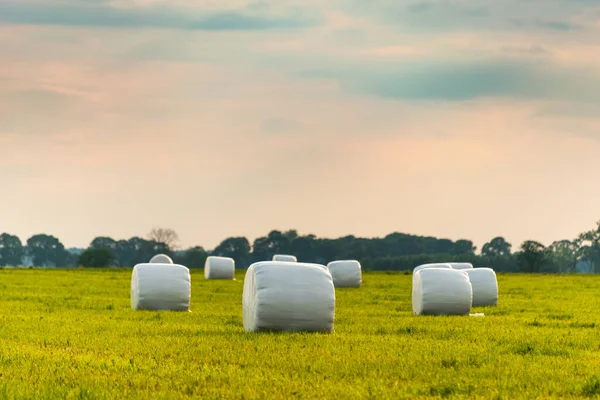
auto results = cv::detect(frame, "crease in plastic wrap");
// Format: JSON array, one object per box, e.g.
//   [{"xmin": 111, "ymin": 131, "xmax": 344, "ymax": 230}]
[{"xmin": 243, "ymin": 261, "xmax": 335, "ymax": 332}]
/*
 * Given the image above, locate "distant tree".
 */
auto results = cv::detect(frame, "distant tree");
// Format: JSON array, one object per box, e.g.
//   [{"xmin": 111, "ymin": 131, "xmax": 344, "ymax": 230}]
[
  {"xmin": 213, "ymin": 237, "xmax": 251, "ymax": 268},
  {"xmin": 252, "ymin": 230, "xmax": 295, "ymax": 261},
  {"xmin": 315, "ymin": 238, "xmax": 337, "ymax": 265},
  {"xmin": 577, "ymin": 221, "xmax": 600, "ymax": 273},
  {"xmin": 26, "ymin": 234, "xmax": 69, "ymax": 267},
  {"xmin": 452, "ymin": 239, "xmax": 477, "ymax": 255},
  {"xmin": 517, "ymin": 240, "xmax": 551, "ymax": 273},
  {"xmin": 90, "ymin": 236, "xmax": 117, "ymax": 251},
  {"xmin": 0, "ymin": 233, "xmax": 24, "ymax": 266},
  {"xmin": 78, "ymin": 248, "xmax": 115, "ymax": 268},
  {"xmin": 147, "ymin": 228, "xmax": 179, "ymax": 250},
  {"xmin": 114, "ymin": 240, "xmax": 135, "ymax": 267},
  {"xmin": 481, "ymin": 237, "xmax": 512, "ymax": 257},
  {"xmin": 131, "ymin": 236, "xmax": 171, "ymax": 265},
  {"xmin": 432, "ymin": 239, "xmax": 454, "ymax": 254},
  {"xmin": 178, "ymin": 246, "xmax": 208, "ymax": 269},
  {"xmin": 290, "ymin": 234, "xmax": 319, "ymax": 263},
  {"xmin": 548, "ymin": 240, "xmax": 578, "ymax": 273},
  {"xmin": 111, "ymin": 237, "xmax": 170, "ymax": 267}
]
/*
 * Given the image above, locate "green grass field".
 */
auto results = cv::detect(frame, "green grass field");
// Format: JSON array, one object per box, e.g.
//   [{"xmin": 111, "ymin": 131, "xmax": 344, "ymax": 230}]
[{"xmin": 1, "ymin": 269, "xmax": 600, "ymax": 399}]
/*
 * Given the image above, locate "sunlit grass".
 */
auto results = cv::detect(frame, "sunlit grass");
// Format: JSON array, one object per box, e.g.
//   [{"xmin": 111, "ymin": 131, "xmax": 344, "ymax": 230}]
[{"xmin": 1, "ymin": 269, "xmax": 600, "ymax": 398}]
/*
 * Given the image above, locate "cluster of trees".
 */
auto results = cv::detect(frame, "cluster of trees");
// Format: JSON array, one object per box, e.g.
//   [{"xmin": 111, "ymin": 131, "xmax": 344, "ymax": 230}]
[{"xmin": 2, "ymin": 221, "xmax": 599, "ymax": 273}]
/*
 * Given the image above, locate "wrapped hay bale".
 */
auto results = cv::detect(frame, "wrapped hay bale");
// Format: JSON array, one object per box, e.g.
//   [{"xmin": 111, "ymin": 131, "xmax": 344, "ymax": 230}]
[
  {"xmin": 204, "ymin": 256, "xmax": 235, "ymax": 280},
  {"xmin": 413, "ymin": 263, "xmax": 452, "ymax": 274},
  {"xmin": 243, "ymin": 261, "xmax": 335, "ymax": 332},
  {"xmin": 272, "ymin": 254, "xmax": 297, "ymax": 262},
  {"xmin": 412, "ymin": 268, "xmax": 472, "ymax": 315},
  {"xmin": 149, "ymin": 254, "xmax": 173, "ymax": 264},
  {"xmin": 448, "ymin": 262, "xmax": 473, "ymax": 270},
  {"xmin": 131, "ymin": 263, "xmax": 191, "ymax": 311},
  {"xmin": 464, "ymin": 268, "xmax": 498, "ymax": 306},
  {"xmin": 327, "ymin": 260, "xmax": 362, "ymax": 288}
]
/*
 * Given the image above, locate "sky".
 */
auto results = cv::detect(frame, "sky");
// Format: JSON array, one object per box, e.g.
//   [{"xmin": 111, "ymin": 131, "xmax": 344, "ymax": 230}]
[{"xmin": 1, "ymin": 0, "xmax": 600, "ymax": 251}]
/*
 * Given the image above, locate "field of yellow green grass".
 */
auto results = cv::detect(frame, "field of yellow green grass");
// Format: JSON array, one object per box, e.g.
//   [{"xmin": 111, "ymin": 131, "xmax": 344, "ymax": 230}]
[{"xmin": 1, "ymin": 269, "xmax": 600, "ymax": 399}]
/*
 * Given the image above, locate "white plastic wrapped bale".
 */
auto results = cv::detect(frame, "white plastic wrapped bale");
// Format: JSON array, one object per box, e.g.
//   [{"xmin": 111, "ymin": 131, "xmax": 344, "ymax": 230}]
[
  {"xmin": 412, "ymin": 268, "xmax": 472, "ymax": 315},
  {"xmin": 149, "ymin": 254, "xmax": 173, "ymax": 264},
  {"xmin": 131, "ymin": 263, "xmax": 191, "ymax": 311},
  {"xmin": 413, "ymin": 263, "xmax": 452, "ymax": 274},
  {"xmin": 464, "ymin": 268, "xmax": 498, "ymax": 306},
  {"xmin": 243, "ymin": 261, "xmax": 335, "ymax": 332},
  {"xmin": 327, "ymin": 260, "xmax": 362, "ymax": 288},
  {"xmin": 448, "ymin": 262, "xmax": 473, "ymax": 270},
  {"xmin": 204, "ymin": 256, "xmax": 235, "ymax": 280},
  {"xmin": 272, "ymin": 254, "xmax": 297, "ymax": 262}
]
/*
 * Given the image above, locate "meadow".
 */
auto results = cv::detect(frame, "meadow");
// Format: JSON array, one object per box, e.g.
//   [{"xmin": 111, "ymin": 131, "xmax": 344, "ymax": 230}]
[{"xmin": 1, "ymin": 269, "xmax": 600, "ymax": 399}]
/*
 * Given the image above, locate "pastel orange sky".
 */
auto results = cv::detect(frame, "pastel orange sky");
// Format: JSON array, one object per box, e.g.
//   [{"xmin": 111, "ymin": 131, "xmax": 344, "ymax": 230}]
[{"xmin": 1, "ymin": 0, "xmax": 599, "ymax": 250}]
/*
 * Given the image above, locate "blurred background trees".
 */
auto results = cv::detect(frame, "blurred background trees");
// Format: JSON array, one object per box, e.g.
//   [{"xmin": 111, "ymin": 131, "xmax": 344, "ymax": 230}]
[{"xmin": 0, "ymin": 221, "xmax": 598, "ymax": 272}]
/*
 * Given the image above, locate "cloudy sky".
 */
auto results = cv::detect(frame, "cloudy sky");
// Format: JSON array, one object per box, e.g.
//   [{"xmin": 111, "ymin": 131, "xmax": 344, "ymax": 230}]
[{"xmin": 1, "ymin": 0, "xmax": 599, "ymax": 250}]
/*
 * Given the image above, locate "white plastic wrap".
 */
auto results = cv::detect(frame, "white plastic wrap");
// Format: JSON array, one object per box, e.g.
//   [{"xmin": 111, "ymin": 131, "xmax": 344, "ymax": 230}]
[
  {"xmin": 272, "ymin": 254, "xmax": 297, "ymax": 262},
  {"xmin": 131, "ymin": 263, "xmax": 191, "ymax": 311},
  {"xmin": 413, "ymin": 263, "xmax": 452, "ymax": 274},
  {"xmin": 204, "ymin": 256, "xmax": 235, "ymax": 280},
  {"xmin": 149, "ymin": 254, "xmax": 173, "ymax": 264},
  {"xmin": 463, "ymin": 268, "xmax": 498, "ymax": 306},
  {"xmin": 448, "ymin": 262, "xmax": 473, "ymax": 270},
  {"xmin": 242, "ymin": 261, "xmax": 335, "ymax": 332},
  {"xmin": 327, "ymin": 260, "xmax": 362, "ymax": 288},
  {"xmin": 412, "ymin": 268, "xmax": 472, "ymax": 315}
]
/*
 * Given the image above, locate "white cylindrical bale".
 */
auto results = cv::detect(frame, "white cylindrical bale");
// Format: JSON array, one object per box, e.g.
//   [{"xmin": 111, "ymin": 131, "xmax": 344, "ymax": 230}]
[
  {"xmin": 243, "ymin": 261, "xmax": 335, "ymax": 332},
  {"xmin": 272, "ymin": 254, "xmax": 297, "ymax": 262},
  {"xmin": 448, "ymin": 262, "xmax": 473, "ymax": 270},
  {"xmin": 149, "ymin": 254, "xmax": 173, "ymax": 264},
  {"xmin": 413, "ymin": 263, "xmax": 452, "ymax": 274},
  {"xmin": 463, "ymin": 268, "xmax": 498, "ymax": 306},
  {"xmin": 204, "ymin": 256, "xmax": 235, "ymax": 280},
  {"xmin": 412, "ymin": 268, "xmax": 472, "ymax": 315},
  {"xmin": 327, "ymin": 260, "xmax": 362, "ymax": 288},
  {"xmin": 131, "ymin": 263, "xmax": 191, "ymax": 311}
]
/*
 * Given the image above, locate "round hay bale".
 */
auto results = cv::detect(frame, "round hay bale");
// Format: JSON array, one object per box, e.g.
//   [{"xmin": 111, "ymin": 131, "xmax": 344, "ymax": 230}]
[
  {"xmin": 272, "ymin": 254, "xmax": 297, "ymax": 262},
  {"xmin": 448, "ymin": 262, "xmax": 473, "ymax": 270},
  {"xmin": 463, "ymin": 268, "xmax": 498, "ymax": 306},
  {"xmin": 149, "ymin": 254, "xmax": 173, "ymax": 264},
  {"xmin": 412, "ymin": 268, "xmax": 472, "ymax": 315},
  {"xmin": 327, "ymin": 260, "xmax": 362, "ymax": 288},
  {"xmin": 204, "ymin": 256, "xmax": 235, "ymax": 280},
  {"xmin": 131, "ymin": 263, "xmax": 190, "ymax": 311},
  {"xmin": 243, "ymin": 261, "xmax": 335, "ymax": 332}
]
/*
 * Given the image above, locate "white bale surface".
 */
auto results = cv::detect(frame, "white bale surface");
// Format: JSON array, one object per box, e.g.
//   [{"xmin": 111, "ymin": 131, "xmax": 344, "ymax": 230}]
[
  {"xmin": 149, "ymin": 254, "xmax": 173, "ymax": 264},
  {"xmin": 131, "ymin": 263, "xmax": 190, "ymax": 311},
  {"xmin": 243, "ymin": 261, "xmax": 335, "ymax": 332},
  {"xmin": 464, "ymin": 268, "xmax": 498, "ymax": 306},
  {"xmin": 448, "ymin": 262, "xmax": 473, "ymax": 270},
  {"xmin": 327, "ymin": 260, "xmax": 362, "ymax": 288},
  {"xmin": 272, "ymin": 254, "xmax": 297, "ymax": 262},
  {"xmin": 412, "ymin": 268, "xmax": 472, "ymax": 315},
  {"xmin": 204, "ymin": 256, "xmax": 235, "ymax": 280},
  {"xmin": 413, "ymin": 263, "xmax": 452, "ymax": 274}
]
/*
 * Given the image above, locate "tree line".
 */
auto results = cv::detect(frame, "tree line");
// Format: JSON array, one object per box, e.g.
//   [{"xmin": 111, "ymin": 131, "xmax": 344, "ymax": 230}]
[{"xmin": 1, "ymin": 222, "xmax": 599, "ymax": 272}]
